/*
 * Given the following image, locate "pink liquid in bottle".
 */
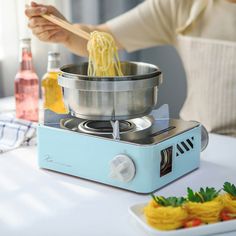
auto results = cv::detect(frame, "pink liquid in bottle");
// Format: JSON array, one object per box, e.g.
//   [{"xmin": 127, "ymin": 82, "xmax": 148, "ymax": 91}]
[{"xmin": 15, "ymin": 38, "xmax": 39, "ymax": 122}]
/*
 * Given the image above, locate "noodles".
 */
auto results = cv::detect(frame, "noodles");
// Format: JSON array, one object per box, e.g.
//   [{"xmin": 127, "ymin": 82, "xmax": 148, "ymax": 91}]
[
  {"xmin": 144, "ymin": 199, "xmax": 188, "ymax": 230},
  {"xmin": 221, "ymin": 182, "xmax": 236, "ymax": 214},
  {"xmin": 87, "ymin": 31, "xmax": 123, "ymax": 76},
  {"xmin": 185, "ymin": 198, "xmax": 223, "ymax": 223},
  {"xmin": 220, "ymin": 194, "xmax": 236, "ymax": 214}
]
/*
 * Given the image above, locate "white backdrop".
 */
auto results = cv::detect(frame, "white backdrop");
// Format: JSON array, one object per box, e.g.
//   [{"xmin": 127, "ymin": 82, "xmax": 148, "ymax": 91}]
[{"xmin": 0, "ymin": 0, "xmax": 72, "ymax": 98}]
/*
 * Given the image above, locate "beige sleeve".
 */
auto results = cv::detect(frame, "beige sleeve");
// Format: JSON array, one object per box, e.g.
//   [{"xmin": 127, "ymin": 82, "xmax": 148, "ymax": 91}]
[{"xmin": 106, "ymin": 0, "xmax": 194, "ymax": 52}]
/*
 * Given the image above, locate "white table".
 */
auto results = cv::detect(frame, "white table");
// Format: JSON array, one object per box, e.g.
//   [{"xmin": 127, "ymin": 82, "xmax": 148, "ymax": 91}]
[
  {"xmin": 0, "ymin": 98, "xmax": 236, "ymax": 236},
  {"xmin": 0, "ymin": 96, "xmax": 15, "ymax": 113}
]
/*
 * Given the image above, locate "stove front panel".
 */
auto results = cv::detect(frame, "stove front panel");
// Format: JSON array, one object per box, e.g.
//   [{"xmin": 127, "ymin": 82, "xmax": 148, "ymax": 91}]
[{"xmin": 37, "ymin": 123, "xmax": 201, "ymax": 194}]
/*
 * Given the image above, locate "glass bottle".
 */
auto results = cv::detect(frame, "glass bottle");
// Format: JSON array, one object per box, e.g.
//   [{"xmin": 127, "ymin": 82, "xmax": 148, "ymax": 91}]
[
  {"xmin": 41, "ymin": 52, "xmax": 67, "ymax": 114},
  {"xmin": 15, "ymin": 38, "xmax": 39, "ymax": 122}
]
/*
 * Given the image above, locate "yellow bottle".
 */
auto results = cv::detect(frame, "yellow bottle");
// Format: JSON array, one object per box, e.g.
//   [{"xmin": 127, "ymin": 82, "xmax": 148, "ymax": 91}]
[{"xmin": 42, "ymin": 52, "xmax": 68, "ymax": 114}]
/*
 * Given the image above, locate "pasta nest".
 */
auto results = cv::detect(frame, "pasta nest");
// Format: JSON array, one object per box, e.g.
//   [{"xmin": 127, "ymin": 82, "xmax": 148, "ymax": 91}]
[
  {"xmin": 184, "ymin": 197, "xmax": 223, "ymax": 223},
  {"xmin": 220, "ymin": 194, "xmax": 236, "ymax": 213},
  {"xmin": 144, "ymin": 200, "xmax": 188, "ymax": 230}
]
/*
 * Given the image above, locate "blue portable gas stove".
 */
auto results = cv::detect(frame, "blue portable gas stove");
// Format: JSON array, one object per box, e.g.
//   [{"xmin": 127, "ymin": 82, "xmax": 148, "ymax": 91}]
[{"xmin": 38, "ymin": 115, "xmax": 208, "ymax": 194}]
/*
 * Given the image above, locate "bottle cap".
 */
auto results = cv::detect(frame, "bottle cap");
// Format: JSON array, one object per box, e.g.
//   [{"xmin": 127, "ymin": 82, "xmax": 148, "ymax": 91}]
[
  {"xmin": 20, "ymin": 38, "xmax": 31, "ymax": 42},
  {"xmin": 20, "ymin": 38, "xmax": 31, "ymax": 48},
  {"xmin": 48, "ymin": 51, "xmax": 60, "ymax": 61},
  {"xmin": 47, "ymin": 51, "xmax": 61, "ymax": 71}
]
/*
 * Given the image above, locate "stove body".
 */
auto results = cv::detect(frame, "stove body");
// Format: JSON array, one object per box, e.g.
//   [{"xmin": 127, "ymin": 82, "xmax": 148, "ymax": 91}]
[{"xmin": 38, "ymin": 118, "xmax": 201, "ymax": 194}]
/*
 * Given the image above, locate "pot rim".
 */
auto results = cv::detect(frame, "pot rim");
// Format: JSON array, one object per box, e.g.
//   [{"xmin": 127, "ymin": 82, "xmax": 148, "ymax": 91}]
[
  {"xmin": 58, "ymin": 76, "xmax": 162, "ymax": 91},
  {"xmin": 60, "ymin": 61, "xmax": 162, "ymax": 81}
]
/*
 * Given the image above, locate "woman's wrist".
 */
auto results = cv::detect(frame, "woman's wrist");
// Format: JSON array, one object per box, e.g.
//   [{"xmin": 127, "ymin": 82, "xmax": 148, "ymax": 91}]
[
  {"xmin": 62, "ymin": 30, "xmax": 89, "ymax": 57},
  {"xmin": 62, "ymin": 32, "xmax": 73, "ymax": 48}
]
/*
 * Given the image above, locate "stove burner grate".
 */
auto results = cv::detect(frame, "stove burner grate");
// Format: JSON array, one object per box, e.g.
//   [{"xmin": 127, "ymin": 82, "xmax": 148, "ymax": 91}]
[
  {"xmin": 60, "ymin": 116, "xmax": 155, "ymax": 141},
  {"xmin": 79, "ymin": 120, "xmax": 135, "ymax": 134}
]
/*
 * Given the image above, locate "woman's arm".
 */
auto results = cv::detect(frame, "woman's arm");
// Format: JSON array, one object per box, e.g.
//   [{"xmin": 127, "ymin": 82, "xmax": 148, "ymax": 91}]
[{"xmin": 25, "ymin": 1, "xmax": 124, "ymax": 57}]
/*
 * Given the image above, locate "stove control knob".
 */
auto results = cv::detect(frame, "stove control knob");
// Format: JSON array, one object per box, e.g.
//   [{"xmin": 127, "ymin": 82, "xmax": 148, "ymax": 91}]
[{"xmin": 110, "ymin": 154, "xmax": 135, "ymax": 182}]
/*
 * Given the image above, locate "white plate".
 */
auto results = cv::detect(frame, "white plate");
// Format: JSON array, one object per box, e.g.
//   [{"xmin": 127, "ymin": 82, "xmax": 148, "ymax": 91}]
[{"xmin": 129, "ymin": 203, "xmax": 236, "ymax": 236}]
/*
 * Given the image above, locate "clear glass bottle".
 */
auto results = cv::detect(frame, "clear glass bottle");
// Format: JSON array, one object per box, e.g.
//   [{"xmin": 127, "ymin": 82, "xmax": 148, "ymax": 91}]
[
  {"xmin": 15, "ymin": 38, "xmax": 39, "ymax": 122},
  {"xmin": 41, "ymin": 52, "xmax": 67, "ymax": 114}
]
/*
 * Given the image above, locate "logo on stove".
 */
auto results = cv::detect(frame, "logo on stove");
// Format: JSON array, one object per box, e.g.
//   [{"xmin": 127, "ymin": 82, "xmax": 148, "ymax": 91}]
[{"xmin": 44, "ymin": 155, "xmax": 72, "ymax": 167}]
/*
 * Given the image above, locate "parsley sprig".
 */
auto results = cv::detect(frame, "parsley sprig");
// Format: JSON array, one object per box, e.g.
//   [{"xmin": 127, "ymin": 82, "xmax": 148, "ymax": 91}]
[
  {"xmin": 151, "ymin": 194, "xmax": 186, "ymax": 207},
  {"xmin": 187, "ymin": 187, "xmax": 221, "ymax": 203},
  {"xmin": 223, "ymin": 182, "xmax": 236, "ymax": 197}
]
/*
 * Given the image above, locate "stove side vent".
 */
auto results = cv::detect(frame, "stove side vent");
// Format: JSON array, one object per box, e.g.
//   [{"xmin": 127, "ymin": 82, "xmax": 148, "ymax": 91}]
[{"xmin": 176, "ymin": 137, "xmax": 194, "ymax": 157}]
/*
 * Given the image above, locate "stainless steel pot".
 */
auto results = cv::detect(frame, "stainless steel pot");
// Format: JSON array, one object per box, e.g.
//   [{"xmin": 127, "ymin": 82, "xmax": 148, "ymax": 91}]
[{"xmin": 58, "ymin": 61, "xmax": 163, "ymax": 120}]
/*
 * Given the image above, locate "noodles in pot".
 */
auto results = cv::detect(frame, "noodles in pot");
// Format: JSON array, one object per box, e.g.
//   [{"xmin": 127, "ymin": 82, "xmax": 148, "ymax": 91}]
[{"xmin": 87, "ymin": 31, "xmax": 123, "ymax": 77}]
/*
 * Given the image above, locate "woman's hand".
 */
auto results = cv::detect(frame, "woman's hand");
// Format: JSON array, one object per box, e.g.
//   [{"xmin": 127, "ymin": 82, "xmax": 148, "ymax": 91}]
[
  {"xmin": 25, "ymin": 1, "xmax": 71, "ymax": 44},
  {"xmin": 25, "ymin": 1, "xmax": 120, "ymax": 57}
]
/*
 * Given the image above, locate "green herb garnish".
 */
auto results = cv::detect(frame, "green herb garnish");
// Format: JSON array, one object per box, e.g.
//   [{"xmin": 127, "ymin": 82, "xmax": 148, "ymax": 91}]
[
  {"xmin": 151, "ymin": 194, "xmax": 186, "ymax": 207},
  {"xmin": 187, "ymin": 187, "xmax": 221, "ymax": 203},
  {"xmin": 223, "ymin": 182, "xmax": 236, "ymax": 197}
]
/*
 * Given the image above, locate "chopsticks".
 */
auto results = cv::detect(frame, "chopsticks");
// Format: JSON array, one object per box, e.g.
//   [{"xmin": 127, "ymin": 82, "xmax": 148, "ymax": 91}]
[{"xmin": 42, "ymin": 14, "xmax": 90, "ymax": 41}]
